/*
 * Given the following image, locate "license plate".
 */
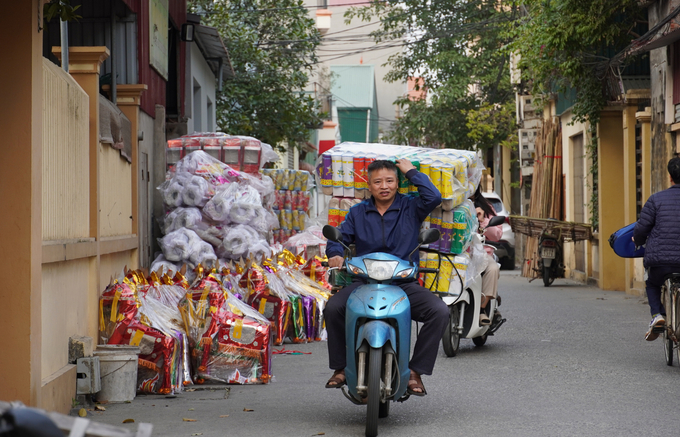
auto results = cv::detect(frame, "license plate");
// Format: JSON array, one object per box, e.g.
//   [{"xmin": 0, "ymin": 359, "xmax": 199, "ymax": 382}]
[{"xmin": 541, "ymin": 248, "xmax": 556, "ymax": 259}]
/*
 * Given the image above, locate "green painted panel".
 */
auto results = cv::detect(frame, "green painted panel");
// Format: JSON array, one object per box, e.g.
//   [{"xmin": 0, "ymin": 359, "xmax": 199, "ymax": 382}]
[{"xmin": 338, "ymin": 109, "xmax": 368, "ymax": 142}]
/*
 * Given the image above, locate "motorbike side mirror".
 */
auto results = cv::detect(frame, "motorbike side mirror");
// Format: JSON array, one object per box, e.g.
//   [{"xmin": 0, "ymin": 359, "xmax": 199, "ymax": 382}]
[
  {"xmin": 487, "ymin": 215, "xmax": 506, "ymax": 227},
  {"xmin": 419, "ymin": 228, "xmax": 441, "ymax": 245},
  {"xmin": 323, "ymin": 225, "xmax": 343, "ymax": 242}
]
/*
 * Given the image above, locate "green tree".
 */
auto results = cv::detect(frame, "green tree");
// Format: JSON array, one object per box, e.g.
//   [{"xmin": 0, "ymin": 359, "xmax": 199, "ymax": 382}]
[
  {"xmin": 190, "ymin": 0, "xmax": 322, "ymax": 149},
  {"xmin": 508, "ymin": 0, "xmax": 643, "ymax": 126},
  {"xmin": 508, "ymin": 0, "xmax": 644, "ymax": 227},
  {"xmin": 345, "ymin": 1, "xmax": 518, "ymax": 150}
]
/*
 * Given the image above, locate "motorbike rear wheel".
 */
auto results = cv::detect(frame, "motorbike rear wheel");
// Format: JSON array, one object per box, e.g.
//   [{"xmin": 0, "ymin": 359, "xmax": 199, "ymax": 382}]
[
  {"xmin": 472, "ymin": 334, "xmax": 487, "ymax": 347},
  {"xmin": 442, "ymin": 305, "xmax": 461, "ymax": 357},
  {"xmin": 542, "ymin": 265, "xmax": 555, "ymax": 287},
  {"xmin": 366, "ymin": 347, "xmax": 382, "ymax": 437}
]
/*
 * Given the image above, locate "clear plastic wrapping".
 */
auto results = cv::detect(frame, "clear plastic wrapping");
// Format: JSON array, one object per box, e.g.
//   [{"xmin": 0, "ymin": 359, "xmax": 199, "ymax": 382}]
[
  {"xmin": 318, "ymin": 142, "xmax": 485, "ymax": 210},
  {"xmin": 159, "ymin": 228, "xmax": 216, "ymax": 268}
]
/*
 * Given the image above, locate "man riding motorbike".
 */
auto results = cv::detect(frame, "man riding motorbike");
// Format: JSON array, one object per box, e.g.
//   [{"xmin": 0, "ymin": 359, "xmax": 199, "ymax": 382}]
[
  {"xmin": 323, "ymin": 159, "xmax": 449, "ymax": 396},
  {"xmin": 633, "ymin": 157, "xmax": 680, "ymax": 341}
]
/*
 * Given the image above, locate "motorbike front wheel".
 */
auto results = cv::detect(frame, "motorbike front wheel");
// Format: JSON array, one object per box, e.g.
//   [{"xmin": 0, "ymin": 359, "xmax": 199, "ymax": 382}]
[
  {"xmin": 542, "ymin": 265, "xmax": 555, "ymax": 287},
  {"xmin": 442, "ymin": 305, "xmax": 461, "ymax": 357},
  {"xmin": 366, "ymin": 347, "xmax": 382, "ymax": 437}
]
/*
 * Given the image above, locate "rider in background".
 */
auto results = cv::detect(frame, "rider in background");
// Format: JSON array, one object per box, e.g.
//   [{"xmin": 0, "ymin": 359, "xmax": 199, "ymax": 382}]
[
  {"xmin": 472, "ymin": 186, "xmax": 502, "ymax": 326},
  {"xmin": 634, "ymin": 157, "xmax": 680, "ymax": 341},
  {"xmin": 323, "ymin": 159, "xmax": 448, "ymax": 397}
]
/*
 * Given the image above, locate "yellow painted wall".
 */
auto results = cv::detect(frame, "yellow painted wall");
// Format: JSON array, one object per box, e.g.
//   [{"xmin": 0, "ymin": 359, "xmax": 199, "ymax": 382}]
[
  {"xmin": 99, "ymin": 143, "xmax": 133, "ymax": 237},
  {"xmin": 100, "ymin": 251, "xmax": 136, "ymax": 292},
  {"xmin": 42, "ymin": 60, "xmax": 90, "ymax": 240},
  {"xmin": 598, "ymin": 110, "xmax": 626, "ymax": 291},
  {"xmin": 0, "ymin": 1, "xmax": 43, "ymax": 406},
  {"xmin": 558, "ymin": 111, "xmax": 592, "ymax": 281},
  {"xmin": 41, "ymin": 259, "xmax": 91, "ymax": 378}
]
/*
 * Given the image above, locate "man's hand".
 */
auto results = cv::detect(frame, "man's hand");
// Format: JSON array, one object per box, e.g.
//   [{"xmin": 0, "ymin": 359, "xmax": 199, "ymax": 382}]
[
  {"xmin": 328, "ymin": 255, "xmax": 344, "ymax": 269},
  {"xmin": 396, "ymin": 158, "xmax": 416, "ymax": 175}
]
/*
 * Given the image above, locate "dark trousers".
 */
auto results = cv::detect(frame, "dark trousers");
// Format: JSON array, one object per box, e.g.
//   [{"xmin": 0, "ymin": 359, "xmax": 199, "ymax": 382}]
[
  {"xmin": 646, "ymin": 265, "xmax": 680, "ymax": 316},
  {"xmin": 324, "ymin": 280, "xmax": 449, "ymax": 376}
]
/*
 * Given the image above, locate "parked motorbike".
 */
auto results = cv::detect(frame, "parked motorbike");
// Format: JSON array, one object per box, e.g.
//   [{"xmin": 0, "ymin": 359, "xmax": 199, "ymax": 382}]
[
  {"xmin": 322, "ymin": 225, "xmax": 441, "ymax": 437},
  {"xmin": 538, "ymin": 227, "xmax": 564, "ymax": 287},
  {"xmin": 440, "ymin": 215, "xmax": 507, "ymax": 357}
]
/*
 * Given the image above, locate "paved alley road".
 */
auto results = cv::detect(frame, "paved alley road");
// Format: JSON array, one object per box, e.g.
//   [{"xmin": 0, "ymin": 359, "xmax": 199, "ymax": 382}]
[{"xmin": 94, "ymin": 272, "xmax": 680, "ymax": 437}]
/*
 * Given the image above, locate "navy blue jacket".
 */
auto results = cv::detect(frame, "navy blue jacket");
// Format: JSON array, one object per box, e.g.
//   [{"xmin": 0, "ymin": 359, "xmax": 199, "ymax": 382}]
[
  {"xmin": 326, "ymin": 169, "xmax": 442, "ymax": 263},
  {"xmin": 633, "ymin": 184, "xmax": 680, "ymax": 268}
]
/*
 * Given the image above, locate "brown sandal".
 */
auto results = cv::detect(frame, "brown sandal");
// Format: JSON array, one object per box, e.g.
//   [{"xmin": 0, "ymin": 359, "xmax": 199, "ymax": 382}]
[
  {"xmin": 325, "ymin": 369, "xmax": 346, "ymax": 388},
  {"xmin": 406, "ymin": 371, "xmax": 427, "ymax": 397}
]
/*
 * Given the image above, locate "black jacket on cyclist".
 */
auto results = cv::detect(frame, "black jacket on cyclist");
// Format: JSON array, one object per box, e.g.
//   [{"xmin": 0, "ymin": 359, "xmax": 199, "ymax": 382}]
[{"xmin": 634, "ymin": 184, "xmax": 680, "ymax": 268}]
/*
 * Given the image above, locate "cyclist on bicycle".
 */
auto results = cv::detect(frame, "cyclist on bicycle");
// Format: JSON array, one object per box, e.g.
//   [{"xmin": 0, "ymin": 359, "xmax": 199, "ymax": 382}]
[{"xmin": 634, "ymin": 157, "xmax": 680, "ymax": 341}]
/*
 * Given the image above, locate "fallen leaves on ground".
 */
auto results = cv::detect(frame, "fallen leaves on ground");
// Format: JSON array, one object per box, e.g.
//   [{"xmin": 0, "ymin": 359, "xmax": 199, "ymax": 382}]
[
  {"xmin": 192, "ymin": 434, "xmax": 203, "ymax": 436},
  {"xmin": 95, "ymin": 405, "xmax": 106, "ymax": 411},
  {"xmin": 183, "ymin": 418, "xmax": 197, "ymax": 422},
  {"xmin": 78, "ymin": 409, "xmax": 87, "ymax": 417},
  {"xmin": 122, "ymin": 419, "xmax": 135, "ymax": 423},
  {"xmin": 243, "ymin": 408, "xmax": 254, "ymax": 412},
  {"xmin": 219, "ymin": 415, "xmax": 229, "ymax": 418}
]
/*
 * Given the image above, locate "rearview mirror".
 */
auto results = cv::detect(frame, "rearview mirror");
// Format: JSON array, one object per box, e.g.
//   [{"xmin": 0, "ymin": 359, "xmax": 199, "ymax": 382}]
[
  {"xmin": 419, "ymin": 228, "xmax": 441, "ymax": 245},
  {"xmin": 487, "ymin": 215, "xmax": 506, "ymax": 227},
  {"xmin": 323, "ymin": 225, "xmax": 343, "ymax": 243}
]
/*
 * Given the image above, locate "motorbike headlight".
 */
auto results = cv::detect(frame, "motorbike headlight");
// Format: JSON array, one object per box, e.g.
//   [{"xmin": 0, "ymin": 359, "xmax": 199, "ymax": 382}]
[
  {"xmin": 363, "ymin": 259, "xmax": 399, "ymax": 281},
  {"xmin": 347, "ymin": 264, "xmax": 366, "ymax": 276},
  {"xmin": 395, "ymin": 268, "xmax": 414, "ymax": 278}
]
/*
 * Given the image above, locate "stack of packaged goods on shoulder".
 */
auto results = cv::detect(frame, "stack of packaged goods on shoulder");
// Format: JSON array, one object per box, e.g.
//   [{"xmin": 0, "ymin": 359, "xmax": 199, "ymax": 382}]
[
  {"xmin": 261, "ymin": 169, "xmax": 313, "ymax": 245},
  {"xmin": 318, "ymin": 142, "xmax": 489, "ymax": 296},
  {"xmin": 99, "ymin": 245, "xmax": 331, "ymax": 392},
  {"xmin": 166, "ymin": 133, "xmax": 279, "ymax": 176}
]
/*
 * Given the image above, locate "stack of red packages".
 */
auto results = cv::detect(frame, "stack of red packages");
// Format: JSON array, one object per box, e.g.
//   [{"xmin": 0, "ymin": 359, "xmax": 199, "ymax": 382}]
[
  {"xmin": 108, "ymin": 319, "xmax": 177, "ymax": 394},
  {"xmin": 243, "ymin": 262, "xmax": 291, "ymax": 346},
  {"xmin": 180, "ymin": 268, "xmax": 273, "ymax": 384},
  {"xmin": 99, "ymin": 279, "xmax": 139, "ymax": 344}
]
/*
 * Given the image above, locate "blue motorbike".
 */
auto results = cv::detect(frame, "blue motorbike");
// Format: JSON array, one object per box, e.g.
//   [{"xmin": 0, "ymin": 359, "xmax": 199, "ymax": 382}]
[{"xmin": 323, "ymin": 225, "xmax": 441, "ymax": 437}]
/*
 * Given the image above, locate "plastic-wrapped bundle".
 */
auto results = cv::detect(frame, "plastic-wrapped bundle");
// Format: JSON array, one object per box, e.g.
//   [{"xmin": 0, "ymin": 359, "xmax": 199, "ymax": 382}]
[
  {"xmin": 196, "ymin": 301, "xmax": 272, "ymax": 384},
  {"xmin": 248, "ymin": 270, "xmax": 291, "ymax": 346},
  {"xmin": 150, "ymin": 254, "xmax": 180, "ymax": 277},
  {"xmin": 243, "ymin": 172, "xmax": 275, "ymax": 204},
  {"xmin": 158, "ymin": 172, "xmax": 192, "ymax": 208},
  {"xmin": 98, "ymin": 281, "xmax": 138, "ymax": 344},
  {"xmin": 106, "ymin": 317, "xmax": 177, "ymax": 394},
  {"xmin": 159, "ymin": 228, "xmax": 203, "ymax": 262},
  {"xmin": 218, "ymin": 225, "xmax": 261, "ymax": 259},
  {"xmin": 135, "ymin": 288, "xmax": 189, "ymax": 393},
  {"xmin": 182, "ymin": 175, "xmax": 212, "ymax": 208},
  {"xmin": 175, "ymin": 150, "xmax": 241, "ymax": 187},
  {"xmin": 279, "ymin": 270, "xmax": 331, "ymax": 342},
  {"xmin": 203, "ymin": 183, "xmax": 261, "ymax": 223},
  {"xmin": 449, "ymin": 200, "xmax": 478, "ymax": 254},
  {"xmin": 194, "ymin": 226, "xmax": 226, "ymax": 247},
  {"xmin": 164, "ymin": 207, "xmax": 204, "ymax": 234},
  {"xmin": 466, "ymin": 233, "xmax": 490, "ymax": 282},
  {"xmin": 189, "ymin": 240, "xmax": 218, "ymax": 268}
]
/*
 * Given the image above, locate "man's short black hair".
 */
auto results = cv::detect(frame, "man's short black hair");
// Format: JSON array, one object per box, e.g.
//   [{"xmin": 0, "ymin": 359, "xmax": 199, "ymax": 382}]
[
  {"xmin": 669, "ymin": 157, "xmax": 680, "ymax": 184},
  {"xmin": 367, "ymin": 160, "xmax": 398, "ymax": 180}
]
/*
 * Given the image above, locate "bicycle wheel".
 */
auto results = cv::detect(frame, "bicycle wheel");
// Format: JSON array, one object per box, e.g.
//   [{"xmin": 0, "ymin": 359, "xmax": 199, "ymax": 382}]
[
  {"xmin": 664, "ymin": 328, "xmax": 673, "ymax": 366},
  {"xmin": 673, "ymin": 281, "xmax": 680, "ymax": 366}
]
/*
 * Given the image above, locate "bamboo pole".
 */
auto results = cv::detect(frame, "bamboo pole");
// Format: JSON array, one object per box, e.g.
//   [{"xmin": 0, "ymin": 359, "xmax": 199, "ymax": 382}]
[{"xmin": 522, "ymin": 118, "xmax": 563, "ymax": 278}]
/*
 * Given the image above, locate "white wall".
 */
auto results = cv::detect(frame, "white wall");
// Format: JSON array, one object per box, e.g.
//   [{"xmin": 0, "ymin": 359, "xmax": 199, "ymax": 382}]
[
  {"xmin": 188, "ymin": 43, "xmax": 218, "ymax": 134},
  {"xmin": 306, "ymin": 1, "xmax": 405, "ymax": 136}
]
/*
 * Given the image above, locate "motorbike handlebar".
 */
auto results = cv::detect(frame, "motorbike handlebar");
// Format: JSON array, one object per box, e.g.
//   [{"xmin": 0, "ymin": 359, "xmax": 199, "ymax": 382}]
[{"xmin": 419, "ymin": 268, "xmax": 439, "ymax": 274}]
